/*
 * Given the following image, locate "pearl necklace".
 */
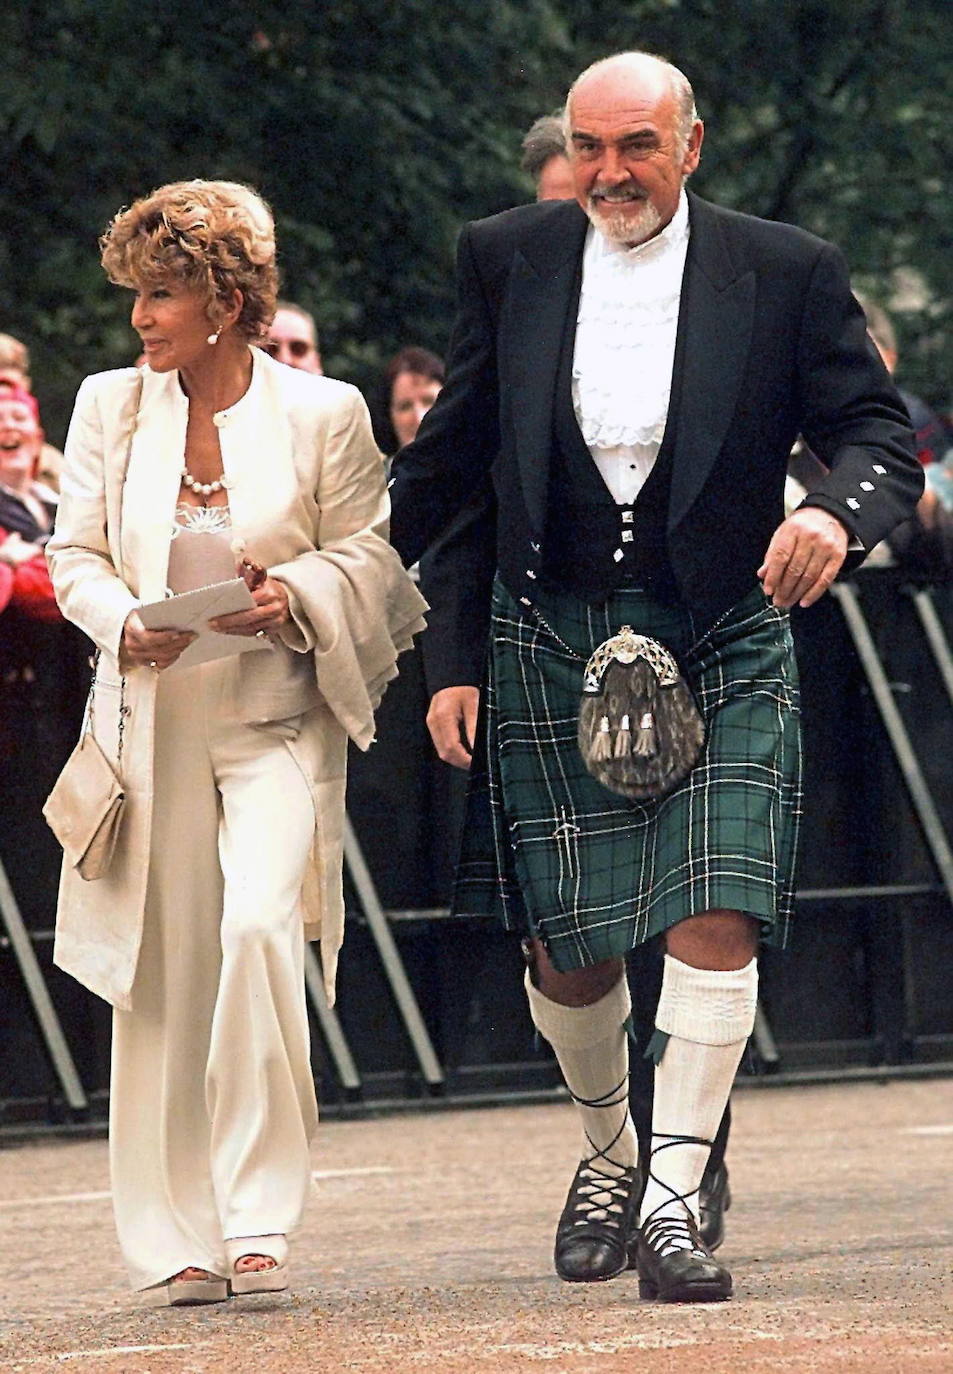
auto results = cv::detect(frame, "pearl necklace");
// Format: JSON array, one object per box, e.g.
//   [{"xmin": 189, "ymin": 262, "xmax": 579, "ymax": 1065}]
[{"xmin": 181, "ymin": 466, "xmax": 230, "ymax": 499}]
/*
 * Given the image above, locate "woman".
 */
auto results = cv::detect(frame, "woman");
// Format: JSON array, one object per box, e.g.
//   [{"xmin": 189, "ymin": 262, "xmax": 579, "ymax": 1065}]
[
  {"xmin": 47, "ymin": 180, "xmax": 426, "ymax": 1305},
  {"xmin": 0, "ymin": 387, "xmax": 89, "ymax": 927},
  {"xmin": 371, "ymin": 346, "xmax": 444, "ymax": 459},
  {"xmin": 0, "ymin": 386, "xmax": 60, "ymax": 613},
  {"xmin": 0, "ymin": 339, "xmax": 66, "ymax": 490}
]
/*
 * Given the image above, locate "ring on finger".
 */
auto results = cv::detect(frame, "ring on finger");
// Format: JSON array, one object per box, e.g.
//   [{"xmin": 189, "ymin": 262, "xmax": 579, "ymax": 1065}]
[
  {"xmin": 255, "ymin": 630, "xmax": 267, "ymax": 639},
  {"xmin": 149, "ymin": 660, "xmax": 159, "ymax": 670}
]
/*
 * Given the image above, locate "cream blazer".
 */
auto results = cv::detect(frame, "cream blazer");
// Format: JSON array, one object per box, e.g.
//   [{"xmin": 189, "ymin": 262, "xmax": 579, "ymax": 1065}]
[{"xmin": 47, "ymin": 349, "xmax": 427, "ymax": 1010}]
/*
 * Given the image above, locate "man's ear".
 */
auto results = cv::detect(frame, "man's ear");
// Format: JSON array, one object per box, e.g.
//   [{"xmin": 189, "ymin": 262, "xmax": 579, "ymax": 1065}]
[{"xmin": 683, "ymin": 120, "xmax": 704, "ymax": 177}]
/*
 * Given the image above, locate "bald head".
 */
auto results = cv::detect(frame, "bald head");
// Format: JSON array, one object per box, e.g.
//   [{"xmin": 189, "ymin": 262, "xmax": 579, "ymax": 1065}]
[
  {"xmin": 563, "ymin": 51, "xmax": 703, "ymax": 247},
  {"xmin": 566, "ymin": 52, "xmax": 697, "ymax": 154}
]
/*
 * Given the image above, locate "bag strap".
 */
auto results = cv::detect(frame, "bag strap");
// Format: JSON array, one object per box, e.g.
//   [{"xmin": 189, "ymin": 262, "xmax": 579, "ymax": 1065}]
[{"xmin": 84, "ymin": 648, "xmax": 128, "ymax": 777}]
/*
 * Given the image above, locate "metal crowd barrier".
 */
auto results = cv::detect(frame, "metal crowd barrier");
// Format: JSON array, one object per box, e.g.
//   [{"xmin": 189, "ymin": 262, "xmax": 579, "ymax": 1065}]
[
  {"xmin": 2, "ymin": 572, "xmax": 952, "ymax": 1123},
  {"xmin": 0, "ymin": 807, "xmax": 445, "ymax": 1121}
]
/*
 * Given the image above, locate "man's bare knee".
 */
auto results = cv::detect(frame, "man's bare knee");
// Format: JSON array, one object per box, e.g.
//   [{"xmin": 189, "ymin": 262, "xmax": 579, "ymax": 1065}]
[
  {"xmin": 664, "ymin": 909, "xmax": 758, "ymax": 971},
  {"xmin": 526, "ymin": 937, "xmax": 624, "ymax": 1006}
]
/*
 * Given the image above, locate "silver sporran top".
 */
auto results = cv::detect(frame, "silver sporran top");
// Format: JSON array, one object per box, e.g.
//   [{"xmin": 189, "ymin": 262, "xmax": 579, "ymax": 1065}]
[{"xmin": 582, "ymin": 626, "xmax": 681, "ymax": 695}]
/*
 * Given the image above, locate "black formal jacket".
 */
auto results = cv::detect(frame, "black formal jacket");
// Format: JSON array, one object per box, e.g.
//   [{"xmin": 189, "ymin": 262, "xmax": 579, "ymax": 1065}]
[{"xmin": 388, "ymin": 193, "xmax": 922, "ymax": 692}]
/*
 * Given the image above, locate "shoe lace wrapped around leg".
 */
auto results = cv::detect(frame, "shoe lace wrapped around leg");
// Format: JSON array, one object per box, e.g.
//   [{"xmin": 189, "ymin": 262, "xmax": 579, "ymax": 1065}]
[
  {"xmin": 641, "ymin": 1132, "xmax": 713, "ymax": 1257},
  {"xmin": 567, "ymin": 1073, "xmax": 638, "ymax": 1229}
]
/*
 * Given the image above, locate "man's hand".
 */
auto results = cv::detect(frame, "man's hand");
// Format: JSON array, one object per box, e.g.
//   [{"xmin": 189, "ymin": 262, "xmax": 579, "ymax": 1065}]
[
  {"xmin": 120, "ymin": 609, "xmax": 196, "ymax": 672},
  {"xmin": 427, "ymin": 685, "xmax": 480, "ymax": 770},
  {"xmin": 758, "ymin": 507, "xmax": 850, "ymax": 609}
]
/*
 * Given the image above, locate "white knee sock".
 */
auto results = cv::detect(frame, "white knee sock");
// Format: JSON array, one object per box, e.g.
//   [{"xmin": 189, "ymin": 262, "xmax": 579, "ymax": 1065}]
[
  {"xmin": 638, "ymin": 954, "xmax": 758, "ymax": 1247},
  {"xmin": 524, "ymin": 970, "xmax": 639, "ymax": 1173}
]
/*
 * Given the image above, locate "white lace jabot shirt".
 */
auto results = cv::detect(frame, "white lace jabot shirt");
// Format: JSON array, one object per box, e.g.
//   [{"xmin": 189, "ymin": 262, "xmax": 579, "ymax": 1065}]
[{"xmin": 572, "ymin": 189, "xmax": 690, "ymax": 505}]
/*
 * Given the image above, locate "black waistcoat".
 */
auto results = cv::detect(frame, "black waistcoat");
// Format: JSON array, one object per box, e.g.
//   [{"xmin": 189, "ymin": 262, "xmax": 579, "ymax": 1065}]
[{"xmin": 541, "ymin": 267, "xmax": 680, "ymax": 603}]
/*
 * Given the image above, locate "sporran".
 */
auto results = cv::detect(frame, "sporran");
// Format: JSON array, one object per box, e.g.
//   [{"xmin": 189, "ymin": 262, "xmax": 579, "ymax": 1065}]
[
  {"xmin": 529, "ymin": 603, "xmax": 709, "ymax": 801},
  {"xmin": 577, "ymin": 626, "xmax": 705, "ymax": 801}
]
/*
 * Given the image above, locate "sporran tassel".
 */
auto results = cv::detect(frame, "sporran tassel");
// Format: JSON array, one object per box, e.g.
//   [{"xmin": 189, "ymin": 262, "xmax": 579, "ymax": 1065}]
[
  {"xmin": 613, "ymin": 713, "xmax": 632, "ymax": 757},
  {"xmin": 632, "ymin": 710, "xmax": 656, "ymax": 757},
  {"xmin": 590, "ymin": 715, "xmax": 613, "ymax": 761}
]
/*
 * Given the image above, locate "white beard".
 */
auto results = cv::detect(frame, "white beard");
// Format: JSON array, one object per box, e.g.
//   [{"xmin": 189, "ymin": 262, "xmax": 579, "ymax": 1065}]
[{"xmin": 586, "ymin": 196, "xmax": 663, "ymax": 247}]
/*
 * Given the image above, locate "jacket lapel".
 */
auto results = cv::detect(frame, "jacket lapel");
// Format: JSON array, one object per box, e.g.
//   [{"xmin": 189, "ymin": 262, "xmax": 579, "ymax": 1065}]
[
  {"xmin": 668, "ymin": 194, "xmax": 756, "ymax": 531},
  {"xmin": 116, "ymin": 354, "xmax": 306, "ymax": 602},
  {"xmin": 217, "ymin": 352, "xmax": 301, "ymax": 566},
  {"xmin": 120, "ymin": 370, "xmax": 186, "ymax": 601},
  {"xmin": 503, "ymin": 202, "xmax": 588, "ymax": 533}
]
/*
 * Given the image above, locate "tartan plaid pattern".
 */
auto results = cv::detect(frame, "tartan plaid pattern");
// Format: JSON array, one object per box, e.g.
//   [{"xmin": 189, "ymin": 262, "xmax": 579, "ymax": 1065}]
[{"xmin": 454, "ymin": 579, "xmax": 802, "ymax": 972}]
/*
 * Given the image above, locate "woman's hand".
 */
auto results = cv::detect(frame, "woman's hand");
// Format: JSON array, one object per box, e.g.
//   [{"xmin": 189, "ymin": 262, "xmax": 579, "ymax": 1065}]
[
  {"xmin": 120, "ymin": 609, "xmax": 196, "ymax": 672},
  {"xmin": 207, "ymin": 576, "xmax": 290, "ymax": 637}
]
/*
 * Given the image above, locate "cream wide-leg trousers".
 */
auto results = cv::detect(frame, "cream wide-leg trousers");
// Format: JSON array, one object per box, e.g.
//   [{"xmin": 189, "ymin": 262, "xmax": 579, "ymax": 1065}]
[{"xmin": 109, "ymin": 656, "xmax": 320, "ymax": 1290}]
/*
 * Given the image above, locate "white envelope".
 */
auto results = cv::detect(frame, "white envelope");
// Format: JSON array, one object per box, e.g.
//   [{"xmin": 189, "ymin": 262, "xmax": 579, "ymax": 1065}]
[{"xmin": 138, "ymin": 578, "xmax": 274, "ymax": 673}]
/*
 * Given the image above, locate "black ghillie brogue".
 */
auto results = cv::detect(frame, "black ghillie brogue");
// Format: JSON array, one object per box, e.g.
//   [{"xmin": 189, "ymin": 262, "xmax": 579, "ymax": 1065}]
[
  {"xmin": 554, "ymin": 1157, "xmax": 642, "ymax": 1282},
  {"xmin": 637, "ymin": 1209, "xmax": 732, "ymax": 1302},
  {"xmin": 636, "ymin": 1133, "xmax": 732, "ymax": 1302}
]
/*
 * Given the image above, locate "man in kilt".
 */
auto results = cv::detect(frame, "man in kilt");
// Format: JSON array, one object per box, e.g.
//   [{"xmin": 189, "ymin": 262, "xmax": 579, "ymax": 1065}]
[{"xmin": 389, "ymin": 52, "xmax": 922, "ymax": 1303}]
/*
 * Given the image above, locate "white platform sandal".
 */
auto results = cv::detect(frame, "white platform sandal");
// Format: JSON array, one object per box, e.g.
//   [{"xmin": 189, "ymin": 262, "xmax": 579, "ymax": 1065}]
[
  {"xmin": 142, "ymin": 1268, "xmax": 229, "ymax": 1306},
  {"xmin": 225, "ymin": 1234, "xmax": 289, "ymax": 1295}
]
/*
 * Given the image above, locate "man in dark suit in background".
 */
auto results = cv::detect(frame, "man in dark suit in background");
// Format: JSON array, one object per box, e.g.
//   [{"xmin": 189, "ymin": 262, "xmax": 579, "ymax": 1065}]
[{"xmin": 389, "ymin": 51, "xmax": 921, "ymax": 1303}]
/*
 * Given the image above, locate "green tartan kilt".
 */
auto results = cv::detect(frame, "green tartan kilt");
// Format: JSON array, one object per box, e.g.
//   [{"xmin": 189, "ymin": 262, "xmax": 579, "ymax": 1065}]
[{"xmin": 453, "ymin": 578, "xmax": 802, "ymax": 972}]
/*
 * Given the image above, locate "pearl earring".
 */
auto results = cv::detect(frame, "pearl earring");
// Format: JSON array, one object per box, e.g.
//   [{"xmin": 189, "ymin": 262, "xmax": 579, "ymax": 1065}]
[{"xmin": 207, "ymin": 330, "xmax": 220, "ymax": 346}]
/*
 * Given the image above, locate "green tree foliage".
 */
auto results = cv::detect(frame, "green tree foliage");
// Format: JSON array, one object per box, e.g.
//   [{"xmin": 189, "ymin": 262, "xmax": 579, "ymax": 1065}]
[{"xmin": 1, "ymin": 0, "xmax": 949, "ymax": 442}]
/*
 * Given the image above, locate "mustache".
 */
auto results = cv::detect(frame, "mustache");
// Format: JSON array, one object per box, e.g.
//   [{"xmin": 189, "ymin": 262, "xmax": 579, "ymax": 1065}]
[{"xmin": 588, "ymin": 181, "xmax": 648, "ymax": 203}]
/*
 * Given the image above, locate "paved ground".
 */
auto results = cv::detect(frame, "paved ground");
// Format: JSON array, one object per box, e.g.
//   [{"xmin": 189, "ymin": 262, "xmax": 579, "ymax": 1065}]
[{"xmin": 1, "ymin": 1078, "xmax": 952, "ymax": 1373}]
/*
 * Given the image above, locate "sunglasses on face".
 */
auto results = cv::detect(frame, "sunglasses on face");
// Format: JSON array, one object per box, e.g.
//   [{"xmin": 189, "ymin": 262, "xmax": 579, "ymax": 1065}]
[{"xmin": 263, "ymin": 338, "xmax": 313, "ymax": 359}]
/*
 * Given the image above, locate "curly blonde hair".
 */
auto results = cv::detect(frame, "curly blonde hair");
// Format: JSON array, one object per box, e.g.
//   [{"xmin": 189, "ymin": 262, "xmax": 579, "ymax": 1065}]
[{"xmin": 100, "ymin": 180, "xmax": 278, "ymax": 341}]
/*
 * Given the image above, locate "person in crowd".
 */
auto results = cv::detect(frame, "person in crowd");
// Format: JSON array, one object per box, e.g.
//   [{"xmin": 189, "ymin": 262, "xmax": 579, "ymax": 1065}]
[
  {"xmin": 521, "ymin": 112, "xmax": 575, "ymax": 201},
  {"xmin": 47, "ymin": 179, "xmax": 426, "ymax": 1306},
  {"xmin": 0, "ymin": 332, "xmax": 31, "ymax": 390},
  {"xmin": 390, "ymin": 51, "xmax": 921, "ymax": 1304},
  {"xmin": 0, "ymin": 387, "xmax": 55, "ymax": 548},
  {"xmin": 263, "ymin": 299, "xmax": 323, "ymax": 374},
  {"xmin": 505, "ymin": 105, "xmax": 737, "ymax": 1248},
  {"xmin": 0, "ymin": 388, "xmax": 89, "ymax": 925},
  {"xmin": 923, "ymin": 447, "xmax": 953, "ymax": 514},
  {"xmin": 857, "ymin": 296, "xmax": 947, "ymax": 468},
  {"xmin": 0, "ymin": 332, "xmax": 66, "ymax": 491},
  {"xmin": 371, "ymin": 346, "xmax": 445, "ymax": 461}
]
